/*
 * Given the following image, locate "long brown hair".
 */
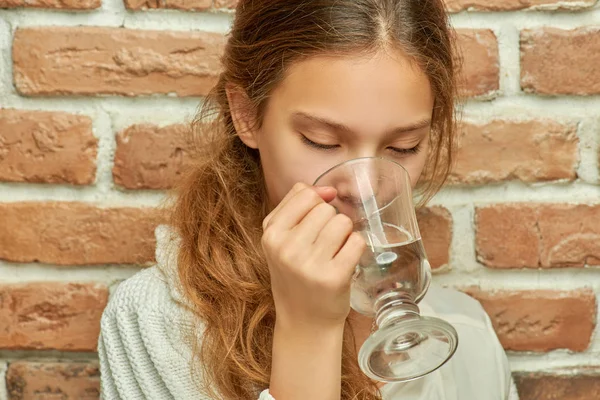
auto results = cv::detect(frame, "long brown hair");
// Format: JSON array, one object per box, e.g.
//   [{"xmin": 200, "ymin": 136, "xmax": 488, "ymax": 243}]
[{"xmin": 170, "ymin": 0, "xmax": 460, "ymax": 398}]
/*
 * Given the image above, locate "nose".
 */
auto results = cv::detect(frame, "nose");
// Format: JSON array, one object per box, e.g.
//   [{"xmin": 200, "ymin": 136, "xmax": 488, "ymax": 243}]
[{"xmin": 336, "ymin": 159, "xmax": 381, "ymax": 212}]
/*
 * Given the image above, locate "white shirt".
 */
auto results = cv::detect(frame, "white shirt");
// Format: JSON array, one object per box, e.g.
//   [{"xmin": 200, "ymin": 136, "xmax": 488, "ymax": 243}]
[{"xmin": 99, "ymin": 226, "xmax": 518, "ymax": 399}]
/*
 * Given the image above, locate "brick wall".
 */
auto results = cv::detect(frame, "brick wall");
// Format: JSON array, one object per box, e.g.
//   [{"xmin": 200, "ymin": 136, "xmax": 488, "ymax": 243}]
[{"xmin": 0, "ymin": 0, "xmax": 599, "ymax": 398}]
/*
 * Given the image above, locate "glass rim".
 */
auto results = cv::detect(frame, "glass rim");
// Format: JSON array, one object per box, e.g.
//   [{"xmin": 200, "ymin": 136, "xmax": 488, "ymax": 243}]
[{"xmin": 312, "ymin": 156, "xmax": 410, "ymax": 186}]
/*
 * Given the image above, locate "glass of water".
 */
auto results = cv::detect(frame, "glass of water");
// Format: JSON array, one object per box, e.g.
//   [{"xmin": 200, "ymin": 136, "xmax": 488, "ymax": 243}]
[{"xmin": 313, "ymin": 157, "xmax": 458, "ymax": 383}]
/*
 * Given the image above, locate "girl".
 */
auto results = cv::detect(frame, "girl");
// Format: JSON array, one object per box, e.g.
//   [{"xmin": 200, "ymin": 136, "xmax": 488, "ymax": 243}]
[{"xmin": 99, "ymin": 0, "xmax": 515, "ymax": 399}]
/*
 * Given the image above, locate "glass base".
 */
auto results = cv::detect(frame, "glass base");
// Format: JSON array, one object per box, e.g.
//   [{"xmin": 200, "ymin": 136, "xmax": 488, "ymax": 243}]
[{"xmin": 358, "ymin": 316, "xmax": 458, "ymax": 383}]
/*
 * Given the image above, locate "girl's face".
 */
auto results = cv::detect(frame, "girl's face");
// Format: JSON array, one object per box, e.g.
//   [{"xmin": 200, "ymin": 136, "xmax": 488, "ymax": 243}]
[{"xmin": 236, "ymin": 50, "xmax": 434, "ymax": 207}]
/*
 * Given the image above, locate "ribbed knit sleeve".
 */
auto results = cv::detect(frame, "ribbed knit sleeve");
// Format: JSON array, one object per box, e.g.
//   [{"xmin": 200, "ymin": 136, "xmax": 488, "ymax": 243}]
[
  {"xmin": 98, "ymin": 226, "xmax": 273, "ymax": 400},
  {"xmin": 98, "ymin": 267, "xmax": 207, "ymax": 400}
]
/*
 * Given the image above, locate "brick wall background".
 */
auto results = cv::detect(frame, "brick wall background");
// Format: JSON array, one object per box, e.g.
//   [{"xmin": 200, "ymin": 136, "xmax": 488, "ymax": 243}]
[{"xmin": 0, "ymin": 0, "xmax": 599, "ymax": 398}]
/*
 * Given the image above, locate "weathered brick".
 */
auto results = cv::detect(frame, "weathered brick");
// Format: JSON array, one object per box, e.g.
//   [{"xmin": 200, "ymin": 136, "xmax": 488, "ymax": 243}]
[
  {"xmin": 12, "ymin": 27, "xmax": 495, "ymax": 99},
  {"xmin": 445, "ymin": 0, "xmax": 596, "ymax": 12},
  {"xmin": 6, "ymin": 362, "xmax": 100, "ymax": 400},
  {"xmin": 476, "ymin": 205, "xmax": 539, "ymax": 268},
  {"xmin": 537, "ymin": 204, "xmax": 600, "ymax": 267},
  {"xmin": 514, "ymin": 368, "xmax": 600, "ymax": 400},
  {"xmin": 466, "ymin": 288, "xmax": 596, "ymax": 352},
  {"xmin": 457, "ymin": 29, "xmax": 499, "ymax": 98},
  {"xmin": 476, "ymin": 204, "xmax": 600, "ymax": 268},
  {"xmin": 0, "ymin": 283, "xmax": 108, "ymax": 351},
  {"xmin": 0, "ymin": 0, "xmax": 100, "ymax": 9},
  {"xmin": 521, "ymin": 28, "xmax": 600, "ymax": 95},
  {"xmin": 13, "ymin": 27, "xmax": 225, "ymax": 97},
  {"xmin": 0, "ymin": 202, "xmax": 158, "ymax": 265},
  {"xmin": 417, "ymin": 207, "xmax": 452, "ymax": 270},
  {"xmin": 113, "ymin": 123, "xmax": 193, "ymax": 190},
  {"xmin": 0, "ymin": 109, "xmax": 97, "ymax": 185},
  {"xmin": 124, "ymin": 0, "xmax": 211, "ymax": 11},
  {"xmin": 450, "ymin": 119, "xmax": 578, "ymax": 185}
]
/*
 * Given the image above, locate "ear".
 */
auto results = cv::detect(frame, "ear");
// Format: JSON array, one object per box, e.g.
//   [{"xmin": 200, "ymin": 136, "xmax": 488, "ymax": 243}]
[{"xmin": 226, "ymin": 85, "xmax": 259, "ymax": 149}]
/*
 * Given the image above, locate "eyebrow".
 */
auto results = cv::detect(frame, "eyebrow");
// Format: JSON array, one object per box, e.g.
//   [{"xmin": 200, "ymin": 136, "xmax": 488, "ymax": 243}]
[{"xmin": 291, "ymin": 111, "xmax": 431, "ymax": 136}]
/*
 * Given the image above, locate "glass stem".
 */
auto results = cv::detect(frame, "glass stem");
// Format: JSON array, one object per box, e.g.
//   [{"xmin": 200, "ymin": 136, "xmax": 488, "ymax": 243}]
[{"xmin": 374, "ymin": 291, "xmax": 420, "ymax": 329}]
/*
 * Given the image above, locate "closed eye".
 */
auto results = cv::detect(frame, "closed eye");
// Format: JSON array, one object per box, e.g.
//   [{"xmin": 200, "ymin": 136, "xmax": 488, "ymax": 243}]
[
  {"xmin": 388, "ymin": 144, "xmax": 421, "ymax": 155},
  {"xmin": 301, "ymin": 133, "xmax": 422, "ymax": 156},
  {"xmin": 300, "ymin": 135, "xmax": 339, "ymax": 151}
]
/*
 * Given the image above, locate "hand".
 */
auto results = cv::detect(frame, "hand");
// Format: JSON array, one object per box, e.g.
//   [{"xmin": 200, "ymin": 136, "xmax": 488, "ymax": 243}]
[{"xmin": 262, "ymin": 182, "xmax": 366, "ymax": 329}]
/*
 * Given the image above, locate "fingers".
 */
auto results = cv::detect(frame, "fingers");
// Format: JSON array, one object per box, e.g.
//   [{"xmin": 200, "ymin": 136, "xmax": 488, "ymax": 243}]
[
  {"xmin": 266, "ymin": 187, "xmax": 326, "ymax": 231},
  {"xmin": 313, "ymin": 186, "xmax": 337, "ymax": 203},
  {"xmin": 291, "ymin": 202, "xmax": 337, "ymax": 244},
  {"xmin": 263, "ymin": 182, "xmax": 307, "ymax": 230},
  {"xmin": 263, "ymin": 184, "xmax": 337, "ymax": 230},
  {"xmin": 333, "ymin": 232, "xmax": 367, "ymax": 280},
  {"xmin": 313, "ymin": 214, "xmax": 355, "ymax": 260}
]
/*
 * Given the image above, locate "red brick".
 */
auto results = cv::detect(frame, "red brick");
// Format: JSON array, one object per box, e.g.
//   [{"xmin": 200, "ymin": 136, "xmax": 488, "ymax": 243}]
[
  {"xmin": 0, "ymin": 283, "xmax": 108, "ymax": 351},
  {"xmin": 13, "ymin": 27, "xmax": 225, "ymax": 97},
  {"xmin": 0, "ymin": 109, "xmax": 97, "ymax": 185},
  {"xmin": 124, "ymin": 0, "xmax": 211, "ymax": 10},
  {"xmin": 113, "ymin": 123, "xmax": 193, "ymax": 190},
  {"xmin": 0, "ymin": 202, "xmax": 158, "ymax": 265},
  {"xmin": 537, "ymin": 204, "xmax": 600, "ymax": 267},
  {"xmin": 417, "ymin": 207, "xmax": 452, "ymax": 270},
  {"xmin": 457, "ymin": 29, "xmax": 499, "ymax": 98},
  {"xmin": 12, "ymin": 28, "xmax": 494, "ymax": 99},
  {"xmin": 0, "ymin": 0, "xmax": 100, "ymax": 9},
  {"xmin": 521, "ymin": 28, "xmax": 600, "ymax": 95},
  {"xmin": 6, "ymin": 362, "xmax": 100, "ymax": 400},
  {"xmin": 445, "ymin": 0, "xmax": 596, "ymax": 12},
  {"xmin": 514, "ymin": 369, "xmax": 600, "ymax": 400},
  {"xmin": 466, "ymin": 288, "xmax": 596, "ymax": 352},
  {"xmin": 476, "ymin": 204, "xmax": 600, "ymax": 268},
  {"xmin": 449, "ymin": 119, "xmax": 578, "ymax": 185},
  {"xmin": 476, "ymin": 205, "xmax": 539, "ymax": 268}
]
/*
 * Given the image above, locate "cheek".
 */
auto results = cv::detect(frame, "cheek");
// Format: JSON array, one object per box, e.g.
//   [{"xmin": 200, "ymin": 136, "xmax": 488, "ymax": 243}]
[{"xmin": 259, "ymin": 137, "xmax": 338, "ymax": 206}]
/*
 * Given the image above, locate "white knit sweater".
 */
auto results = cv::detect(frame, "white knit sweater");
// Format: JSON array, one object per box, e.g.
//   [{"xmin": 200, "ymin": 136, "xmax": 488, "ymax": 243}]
[{"xmin": 98, "ymin": 226, "xmax": 518, "ymax": 399}]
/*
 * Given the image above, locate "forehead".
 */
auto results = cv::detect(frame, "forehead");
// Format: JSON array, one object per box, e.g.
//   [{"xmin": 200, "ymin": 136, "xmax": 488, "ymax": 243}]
[{"xmin": 268, "ymin": 50, "xmax": 434, "ymax": 126}]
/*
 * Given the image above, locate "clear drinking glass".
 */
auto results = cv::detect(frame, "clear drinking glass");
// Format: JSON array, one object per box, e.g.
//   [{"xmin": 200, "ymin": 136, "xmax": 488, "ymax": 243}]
[{"xmin": 313, "ymin": 157, "xmax": 458, "ymax": 383}]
